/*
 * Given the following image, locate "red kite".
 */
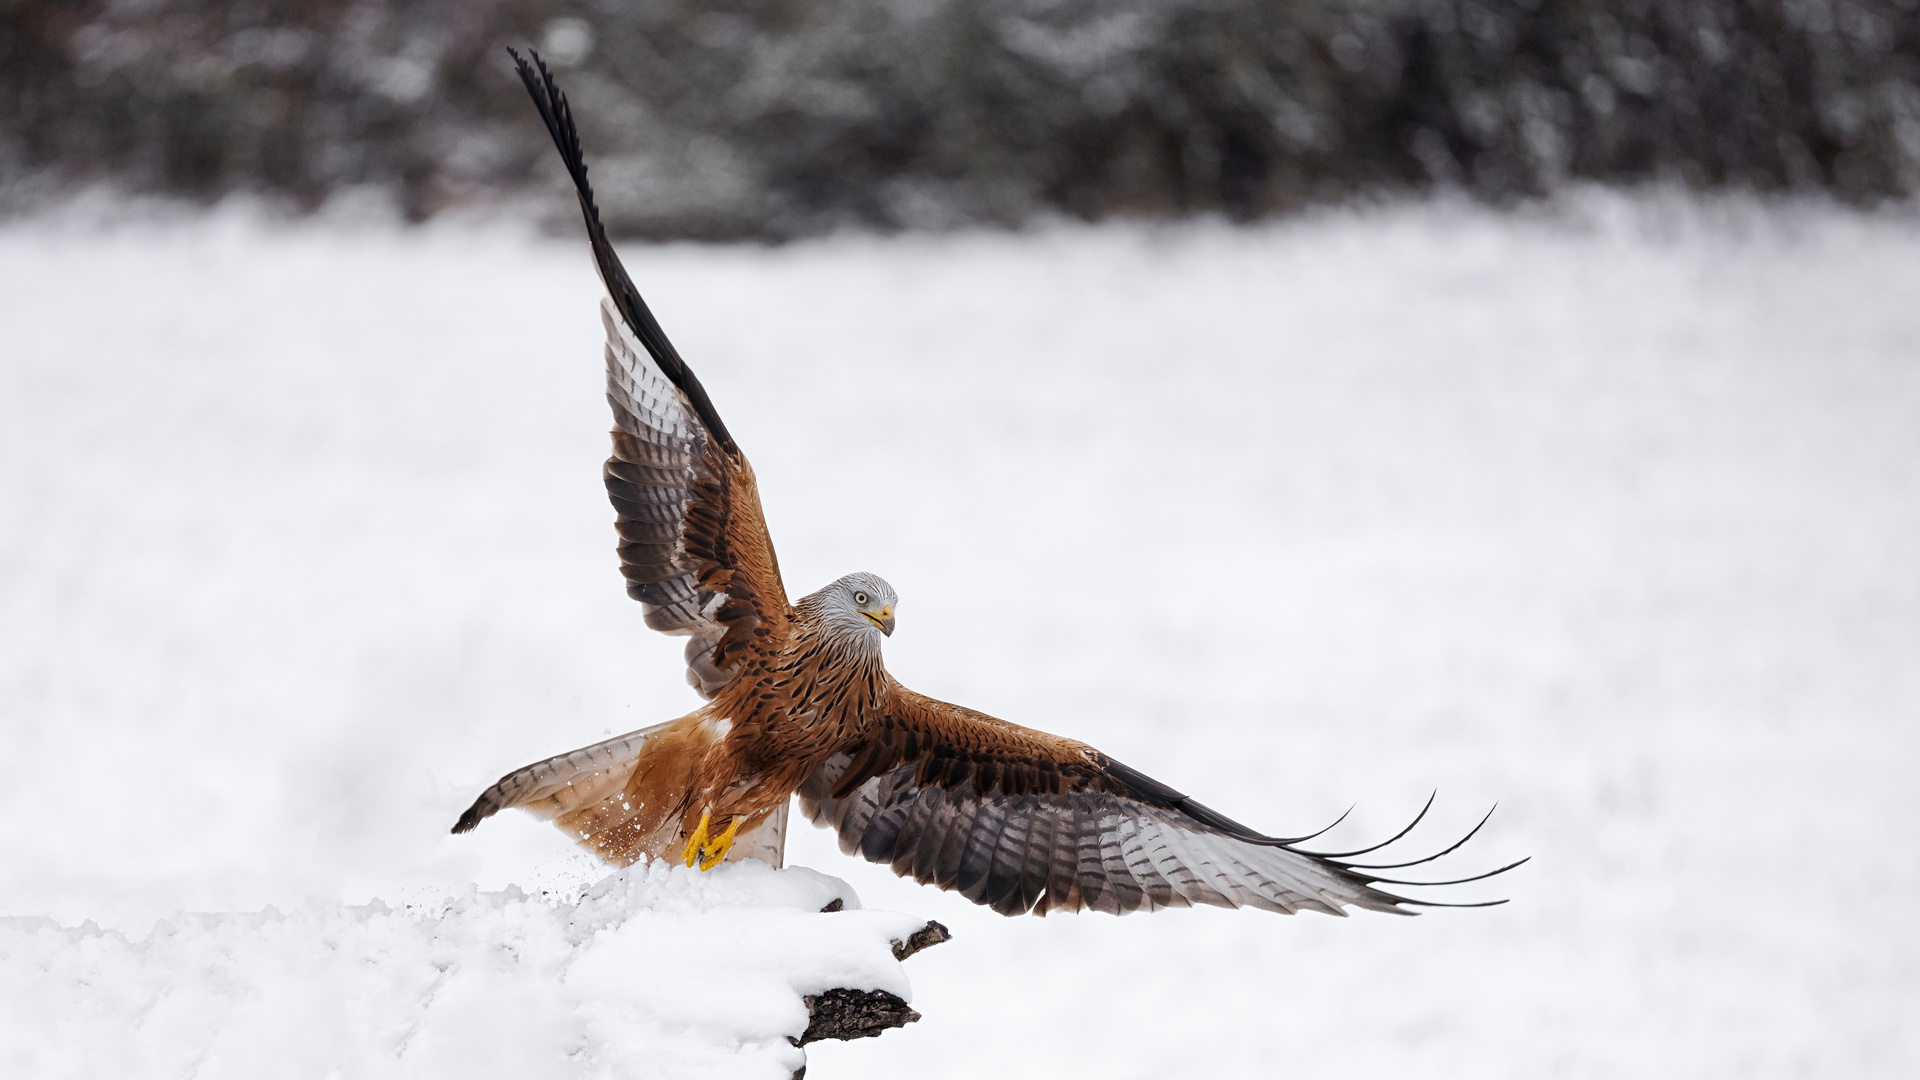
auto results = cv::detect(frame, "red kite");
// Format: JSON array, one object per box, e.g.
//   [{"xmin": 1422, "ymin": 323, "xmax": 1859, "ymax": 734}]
[{"xmin": 452, "ymin": 51, "xmax": 1521, "ymax": 918}]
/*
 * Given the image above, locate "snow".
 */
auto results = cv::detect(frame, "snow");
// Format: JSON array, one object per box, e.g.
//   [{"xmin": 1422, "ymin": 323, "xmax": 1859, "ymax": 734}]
[
  {"xmin": 2, "ymin": 193, "xmax": 1917, "ymax": 1077},
  {"xmin": 3, "ymin": 862, "xmax": 917, "ymax": 1079}
]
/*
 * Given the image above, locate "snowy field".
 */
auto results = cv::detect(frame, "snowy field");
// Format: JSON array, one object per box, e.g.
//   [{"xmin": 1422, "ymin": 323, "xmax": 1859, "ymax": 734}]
[{"xmin": 1, "ymin": 195, "xmax": 1916, "ymax": 1078}]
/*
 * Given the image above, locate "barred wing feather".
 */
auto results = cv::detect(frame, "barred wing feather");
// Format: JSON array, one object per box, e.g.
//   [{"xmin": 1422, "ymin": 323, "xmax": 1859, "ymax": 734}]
[
  {"xmin": 800, "ymin": 757, "xmax": 1404, "ymax": 917},
  {"xmin": 797, "ymin": 686, "xmax": 1512, "ymax": 917},
  {"xmin": 451, "ymin": 721, "xmax": 674, "ymax": 834},
  {"xmin": 451, "ymin": 718, "xmax": 789, "ymax": 868},
  {"xmin": 513, "ymin": 49, "xmax": 790, "ymax": 699},
  {"xmin": 601, "ymin": 299, "xmax": 788, "ymax": 697}
]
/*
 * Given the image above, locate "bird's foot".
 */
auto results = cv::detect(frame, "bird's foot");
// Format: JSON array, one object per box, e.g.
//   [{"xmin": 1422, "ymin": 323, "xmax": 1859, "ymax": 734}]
[
  {"xmin": 681, "ymin": 810, "xmax": 711, "ymax": 867},
  {"xmin": 681, "ymin": 810, "xmax": 744, "ymax": 871},
  {"xmin": 697, "ymin": 816, "xmax": 743, "ymax": 870}
]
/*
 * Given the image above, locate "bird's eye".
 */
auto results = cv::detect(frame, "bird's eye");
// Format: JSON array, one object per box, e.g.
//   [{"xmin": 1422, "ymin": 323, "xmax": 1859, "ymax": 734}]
[{"xmin": 853, "ymin": 590, "xmax": 870, "ymax": 606}]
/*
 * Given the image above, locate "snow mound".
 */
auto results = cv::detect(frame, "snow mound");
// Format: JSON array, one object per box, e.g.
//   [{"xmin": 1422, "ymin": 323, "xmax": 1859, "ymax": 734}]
[{"xmin": 0, "ymin": 861, "xmax": 927, "ymax": 1080}]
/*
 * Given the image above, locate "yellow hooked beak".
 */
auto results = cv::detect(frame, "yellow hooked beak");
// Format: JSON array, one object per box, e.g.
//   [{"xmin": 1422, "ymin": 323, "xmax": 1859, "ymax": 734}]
[{"xmin": 861, "ymin": 604, "xmax": 895, "ymax": 637}]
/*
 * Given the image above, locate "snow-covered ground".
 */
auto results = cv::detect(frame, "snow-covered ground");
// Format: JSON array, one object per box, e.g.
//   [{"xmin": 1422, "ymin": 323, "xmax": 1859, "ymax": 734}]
[
  {"xmin": 1, "ymin": 195, "xmax": 1916, "ymax": 1077},
  {"xmin": 4, "ymin": 861, "xmax": 919, "ymax": 1078}
]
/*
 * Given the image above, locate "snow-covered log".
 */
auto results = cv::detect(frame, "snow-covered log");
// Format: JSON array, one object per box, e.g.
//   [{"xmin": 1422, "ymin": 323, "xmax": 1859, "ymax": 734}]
[
  {"xmin": 0, "ymin": 861, "xmax": 943, "ymax": 1079},
  {"xmin": 795, "ymin": 917, "xmax": 950, "ymax": 1048}
]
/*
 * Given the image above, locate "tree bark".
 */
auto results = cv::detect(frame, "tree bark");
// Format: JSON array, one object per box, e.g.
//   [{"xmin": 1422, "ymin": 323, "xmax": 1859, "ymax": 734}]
[{"xmin": 787, "ymin": 918, "xmax": 951, "ymax": 1078}]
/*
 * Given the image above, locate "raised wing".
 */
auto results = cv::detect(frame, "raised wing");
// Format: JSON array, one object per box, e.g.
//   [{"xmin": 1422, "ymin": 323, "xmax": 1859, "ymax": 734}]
[
  {"xmin": 512, "ymin": 49, "xmax": 789, "ymax": 697},
  {"xmin": 798, "ymin": 686, "xmax": 1521, "ymax": 917}
]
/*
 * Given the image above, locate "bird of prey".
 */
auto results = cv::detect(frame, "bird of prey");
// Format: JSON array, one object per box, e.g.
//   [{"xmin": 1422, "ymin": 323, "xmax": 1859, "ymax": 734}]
[{"xmin": 451, "ymin": 50, "xmax": 1521, "ymax": 918}]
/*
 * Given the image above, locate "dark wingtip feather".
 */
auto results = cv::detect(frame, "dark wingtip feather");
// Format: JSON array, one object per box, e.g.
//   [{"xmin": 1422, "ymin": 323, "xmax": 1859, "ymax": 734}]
[
  {"xmin": 1397, "ymin": 897, "xmax": 1514, "ymax": 909},
  {"xmin": 1304, "ymin": 798, "xmax": 1526, "ymax": 906},
  {"xmin": 1271, "ymin": 803, "xmax": 1354, "ymax": 845},
  {"xmin": 450, "ymin": 800, "xmax": 489, "ymax": 835},
  {"xmin": 1343, "ymin": 802, "xmax": 1502, "ymax": 870},
  {"xmin": 504, "ymin": 46, "xmax": 738, "ymax": 454},
  {"xmin": 1363, "ymin": 855, "xmax": 1532, "ymax": 889},
  {"xmin": 1301, "ymin": 790, "xmax": 1437, "ymax": 859}
]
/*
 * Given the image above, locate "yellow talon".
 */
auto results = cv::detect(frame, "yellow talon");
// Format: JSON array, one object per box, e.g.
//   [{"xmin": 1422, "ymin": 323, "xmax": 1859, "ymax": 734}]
[
  {"xmin": 698, "ymin": 817, "xmax": 743, "ymax": 871},
  {"xmin": 682, "ymin": 810, "xmax": 712, "ymax": 868},
  {"xmin": 680, "ymin": 810, "xmax": 744, "ymax": 871}
]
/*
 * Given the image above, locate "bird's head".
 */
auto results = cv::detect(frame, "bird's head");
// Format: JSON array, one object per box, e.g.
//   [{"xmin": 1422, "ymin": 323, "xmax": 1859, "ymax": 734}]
[{"xmin": 818, "ymin": 571, "xmax": 897, "ymax": 641}]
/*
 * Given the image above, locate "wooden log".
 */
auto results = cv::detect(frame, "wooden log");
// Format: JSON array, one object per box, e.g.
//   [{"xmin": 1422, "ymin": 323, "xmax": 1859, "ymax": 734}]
[
  {"xmin": 787, "ymin": 918, "xmax": 952, "ymax": 1077},
  {"xmin": 799, "ymin": 988, "xmax": 920, "ymax": 1045}
]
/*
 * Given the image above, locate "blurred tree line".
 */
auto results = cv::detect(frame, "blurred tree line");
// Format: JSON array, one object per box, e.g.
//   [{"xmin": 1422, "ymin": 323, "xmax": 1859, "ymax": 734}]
[{"xmin": 2, "ymin": 0, "xmax": 1916, "ymax": 237}]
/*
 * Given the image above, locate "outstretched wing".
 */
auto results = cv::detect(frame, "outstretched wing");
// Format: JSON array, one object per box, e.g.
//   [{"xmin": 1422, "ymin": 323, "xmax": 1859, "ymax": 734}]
[
  {"xmin": 452, "ymin": 720, "xmax": 675, "ymax": 834},
  {"xmin": 512, "ymin": 48, "xmax": 789, "ymax": 698},
  {"xmin": 798, "ymin": 686, "xmax": 1520, "ymax": 917},
  {"xmin": 450, "ymin": 717, "xmax": 790, "ymax": 867}
]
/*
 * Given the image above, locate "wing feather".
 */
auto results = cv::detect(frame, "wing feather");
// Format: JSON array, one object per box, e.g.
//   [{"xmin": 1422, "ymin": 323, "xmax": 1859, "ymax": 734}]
[
  {"xmin": 1118, "ymin": 819, "xmax": 1185, "ymax": 912},
  {"xmin": 981, "ymin": 799, "xmax": 1034, "ymax": 910},
  {"xmin": 1040, "ymin": 801, "xmax": 1084, "ymax": 914},
  {"xmin": 509, "ymin": 49, "xmax": 790, "ymax": 699},
  {"xmin": 794, "ymin": 683, "xmax": 1518, "ymax": 917},
  {"xmin": 953, "ymin": 797, "xmax": 1005, "ymax": 899},
  {"xmin": 1092, "ymin": 817, "xmax": 1149, "ymax": 914},
  {"xmin": 1013, "ymin": 797, "xmax": 1060, "ymax": 916},
  {"xmin": 450, "ymin": 713, "xmax": 790, "ymax": 869},
  {"xmin": 912, "ymin": 791, "xmax": 966, "ymax": 886},
  {"xmin": 1144, "ymin": 821, "xmax": 1230, "ymax": 909},
  {"xmin": 450, "ymin": 720, "xmax": 674, "ymax": 834}
]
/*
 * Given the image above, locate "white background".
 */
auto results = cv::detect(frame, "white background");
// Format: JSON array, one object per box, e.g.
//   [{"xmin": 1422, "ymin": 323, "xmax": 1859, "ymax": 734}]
[{"xmin": 2, "ymin": 195, "xmax": 1915, "ymax": 1077}]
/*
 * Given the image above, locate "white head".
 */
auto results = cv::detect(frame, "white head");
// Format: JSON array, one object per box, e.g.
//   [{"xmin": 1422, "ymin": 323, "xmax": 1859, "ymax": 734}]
[{"xmin": 812, "ymin": 571, "xmax": 898, "ymax": 643}]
